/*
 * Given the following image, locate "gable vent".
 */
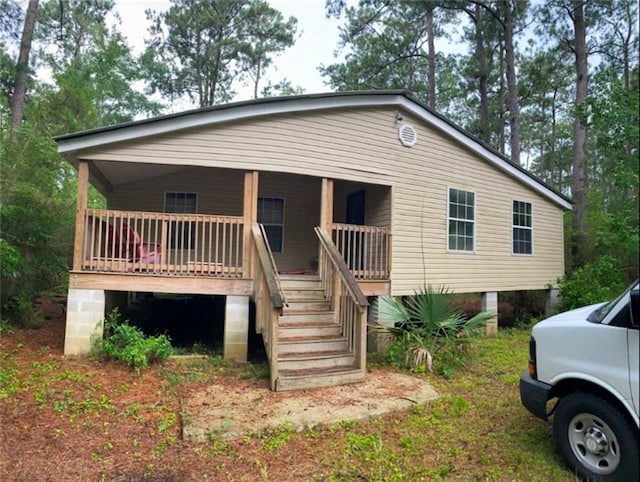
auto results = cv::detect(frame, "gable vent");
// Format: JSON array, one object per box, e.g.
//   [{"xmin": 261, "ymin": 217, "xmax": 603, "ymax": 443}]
[{"xmin": 398, "ymin": 123, "xmax": 417, "ymax": 147}]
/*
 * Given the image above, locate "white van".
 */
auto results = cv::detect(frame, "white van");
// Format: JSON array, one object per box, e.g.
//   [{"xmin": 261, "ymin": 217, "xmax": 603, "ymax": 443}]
[{"xmin": 519, "ymin": 281, "xmax": 639, "ymax": 481}]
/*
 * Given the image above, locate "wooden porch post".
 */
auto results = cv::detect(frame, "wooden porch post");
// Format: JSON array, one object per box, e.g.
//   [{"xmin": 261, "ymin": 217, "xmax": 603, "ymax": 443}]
[
  {"xmin": 320, "ymin": 178, "xmax": 334, "ymax": 233},
  {"xmin": 319, "ymin": 178, "xmax": 334, "ymax": 277},
  {"xmin": 72, "ymin": 160, "xmax": 89, "ymax": 271},
  {"xmin": 243, "ymin": 171, "xmax": 259, "ymax": 278}
]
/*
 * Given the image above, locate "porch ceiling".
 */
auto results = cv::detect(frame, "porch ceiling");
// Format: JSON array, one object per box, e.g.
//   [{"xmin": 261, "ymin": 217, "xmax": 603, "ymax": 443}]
[{"xmin": 92, "ymin": 160, "xmax": 188, "ymax": 192}]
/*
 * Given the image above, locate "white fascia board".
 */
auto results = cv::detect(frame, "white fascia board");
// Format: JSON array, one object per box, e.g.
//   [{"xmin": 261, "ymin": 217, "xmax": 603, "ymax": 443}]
[
  {"xmin": 57, "ymin": 94, "xmax": 407, "ymax": 155},
  {"xmin": 397, "ymin": 98, "xmax": 572, "ymax": 210}
]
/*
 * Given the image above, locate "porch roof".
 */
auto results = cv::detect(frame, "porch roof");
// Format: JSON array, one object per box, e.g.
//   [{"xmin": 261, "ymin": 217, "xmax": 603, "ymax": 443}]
[{"xmin": 55, "ymin": 90, "xmax": 572, "ymax": 210}]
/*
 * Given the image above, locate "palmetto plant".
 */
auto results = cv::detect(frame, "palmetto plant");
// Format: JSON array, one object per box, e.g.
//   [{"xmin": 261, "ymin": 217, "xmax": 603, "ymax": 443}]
[{"xmin": 381, "ymin": 285, "xmax": 494, "ymax": 374}]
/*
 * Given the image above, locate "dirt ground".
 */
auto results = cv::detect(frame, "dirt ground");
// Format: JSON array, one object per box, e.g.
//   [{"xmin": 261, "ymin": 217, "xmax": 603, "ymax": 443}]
[
  {"xmin": 0, "ymin": 296, "xmax": 438, "ymax": 481},
  {"xmin": 182, "ymin": 367, "xmax": 438, "ymax": 443}
]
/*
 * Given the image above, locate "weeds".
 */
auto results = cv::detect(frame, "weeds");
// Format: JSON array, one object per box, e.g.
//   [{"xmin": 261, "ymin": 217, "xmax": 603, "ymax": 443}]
[
  {"xmin": 157, "ymin": 411, "xmax": 177, "ymax": 433},
  {"xmin": 239, "ymin": 362, "xmax": 269, "ymax": 380},
  {"xmin": 347, "ymin": 433, "xmax": 383, "ymax": 460},
  {"xmin": 91, "ymin": 308, "xmax": 172, "ymax": 372},
  {"xmin": 0, "ymin": 350, "xmax": 20, "ymax": 400},
  {"xmin": 159, "ymin": 357, "xmax": 228, "ymax": 387},
  {"xmin": 260, "ymin": 421, "xmax": 297, "ymax": 450}
]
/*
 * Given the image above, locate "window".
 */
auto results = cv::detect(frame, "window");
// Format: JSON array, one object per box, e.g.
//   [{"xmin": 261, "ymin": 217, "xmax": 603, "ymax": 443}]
[
  {"xmin": 165, "ymin": 192, "xmax": 197, "ymax": 213},
  {"xmin": 258, "ymin": 197, "xmax": 284, "ymax": 253},
  {"xmin": 448, "ymin": 188, "xmax": 475, "ymax": 251},
  {"xmin": 512, "ymin": 200, "xmax": 533, "ymax": 254},
  {"xmin": 165, "ymin": 192, "xmax": 197, "ymax": 249}
]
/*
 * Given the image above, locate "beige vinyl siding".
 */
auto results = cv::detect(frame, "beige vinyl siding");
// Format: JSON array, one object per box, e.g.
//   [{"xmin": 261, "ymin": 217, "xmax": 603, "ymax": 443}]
[
  {"xmin": 387, "ymin": 111, "xmax": 564, "ymax": 293},
  {"xmin": 82, "ymin": 109, "xmax": 398, "ymax": 184},
  {"xmin": 82, "ymin": 107, "xmax": 565, "ymax": 293},
  {"xmin": 258, "ymin": 172, "xmax": 321, "ymax": 272},
  {"xmin": 366, "ymin": 184, "xmax": 392, "ymax": 228},
  {"xmin": 109, "ymin": 167, "xmax": 244, "ymax": 216}
]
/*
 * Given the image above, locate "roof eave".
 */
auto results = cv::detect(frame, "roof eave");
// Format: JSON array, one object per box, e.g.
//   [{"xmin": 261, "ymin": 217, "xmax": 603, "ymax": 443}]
[{"xmin": 56, "ymin": 90, "xmax": 571, "ymax": 210}]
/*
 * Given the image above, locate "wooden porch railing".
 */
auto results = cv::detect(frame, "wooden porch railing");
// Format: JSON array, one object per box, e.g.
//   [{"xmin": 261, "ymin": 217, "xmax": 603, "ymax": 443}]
[
  {"xmin": 251, "ymin": 223, "xmax": 285, "ymax": 390},
  {"xmin": 315, "ymin": 227, "xmax": 368, "ymax": 370},
  {"xmin": 332, "ymin": 223, "xmax": 390, "ymax": 280},
  {"xmin": 81, "ymin": 209, "xmax": 244, "ymax": 277}
]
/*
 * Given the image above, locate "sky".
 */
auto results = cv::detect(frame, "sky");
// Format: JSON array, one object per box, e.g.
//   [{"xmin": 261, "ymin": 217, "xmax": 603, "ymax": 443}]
[{"xmin": 113, "ymin": 0, "xmax": 348, "ymax": 102}]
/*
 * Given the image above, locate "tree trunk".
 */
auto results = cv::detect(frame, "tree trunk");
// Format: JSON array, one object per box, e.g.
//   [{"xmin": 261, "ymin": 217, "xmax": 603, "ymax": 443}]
[
  {"xmin": 498, "ymin": 42, "xmax": 506, "ymax": 154},
  {"xmin": 503, "ymin": 0, "xmax": 520, "ymax": 164},
  {"xmin": 9, "ymin": 0, "xmax": 39, "ymax": 142},
  {"xmin": 475, "ymin": 4, "xmax": 490, "ymax": 143},
  {"xmin": 551, "ymin": 89, "xmax": 559, "ymax": 187},
  {"xmin": 570, "ymin": 0, "xmax": 588, "ymax": 268},
  {"xmin": 426, "ymin": 7, "xmax": 436, "ymax": 110}
]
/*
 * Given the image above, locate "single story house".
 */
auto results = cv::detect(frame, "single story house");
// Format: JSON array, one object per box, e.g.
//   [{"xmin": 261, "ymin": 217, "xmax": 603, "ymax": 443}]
[{"xmin": 56, "ymin": 90, "xmax": 571, "ymax": 390}]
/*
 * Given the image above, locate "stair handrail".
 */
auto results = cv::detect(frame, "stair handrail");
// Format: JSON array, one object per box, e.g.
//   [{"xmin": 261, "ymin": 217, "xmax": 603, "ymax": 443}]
[
  {"xmin": 251, "ymin": 223, "xmax": 285, "ymax": 390},
  {"xmin": 314, "ymin": 227, "xmax": 368, "ymax": 309},
  {"xmin": 252, "ymin": 223, "xmax": 286, "ymax": 309},
  {"xmin": 259, "ymin": 223, "xmax": 288, "ymax": 307},
  {"xmin": 315, "ymin": 226, "xmax": 368, "ymax": 372}
]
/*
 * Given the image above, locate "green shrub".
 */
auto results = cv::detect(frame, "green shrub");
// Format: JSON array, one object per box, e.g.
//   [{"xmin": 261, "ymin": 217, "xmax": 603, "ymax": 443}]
[
  {"xmin": 92, "ymin": 308, "xmax": 172, "ymax": 371},
  {"xmin": 558, "ymin": 255, "xmax": 627, "ymax": 311},
  {"xmin": 381, "ymin": 285, "xmax": 494, "ymax": 376}
]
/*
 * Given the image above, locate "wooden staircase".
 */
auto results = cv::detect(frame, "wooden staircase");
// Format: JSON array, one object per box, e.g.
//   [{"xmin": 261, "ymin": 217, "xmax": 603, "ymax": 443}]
[{"xmin": 274, "ymin": 275, "xmax": 366, "ymax": 391}]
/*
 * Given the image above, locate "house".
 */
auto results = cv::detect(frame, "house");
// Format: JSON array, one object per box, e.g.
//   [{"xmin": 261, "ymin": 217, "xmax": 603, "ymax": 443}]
[{"xmin": 56, "ymin": 90, "xmax": 571, "ymax": 391}]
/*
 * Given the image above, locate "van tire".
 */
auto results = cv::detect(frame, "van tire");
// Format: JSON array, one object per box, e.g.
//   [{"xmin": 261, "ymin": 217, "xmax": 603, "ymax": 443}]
[{"xmin": 553, "ymin": 392, "xmax": 639, "ymax": 482}]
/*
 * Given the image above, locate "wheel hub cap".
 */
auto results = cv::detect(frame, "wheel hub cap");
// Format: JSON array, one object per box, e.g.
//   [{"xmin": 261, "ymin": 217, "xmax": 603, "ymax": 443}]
[
  {"xmin": 584, "ymin": 426, "xmax": 608, "ymax": 455},
  {"xmin": 568, "ymin": 412, "xmax": 620, "ymax": 475}
]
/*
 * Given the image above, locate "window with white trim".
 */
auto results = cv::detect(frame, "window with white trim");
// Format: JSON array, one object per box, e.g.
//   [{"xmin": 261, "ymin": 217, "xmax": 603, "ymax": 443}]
[
  {"xmin": 448, "ymin": 188, "xmax": 475, "ymax": 251},
  {"xmin": 512, "ymin": 200, "xmax": 533, "ymax": 254},
  {"xmin": 164, "ymin": 192, "xmax": 197, "ymax": 249},
  {"xmin": 258, "ymin": 197, "xmax": 284, "ymax": 253}
]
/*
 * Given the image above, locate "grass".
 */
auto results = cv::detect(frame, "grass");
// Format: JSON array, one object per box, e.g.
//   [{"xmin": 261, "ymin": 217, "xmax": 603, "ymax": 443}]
[
  {"xmin": 1, "ymin": 326, "xmax": 580, "ymax": 481},
  {"xmin": 312, "ymin": 328, "xmax": 577, "ymax": 482}
]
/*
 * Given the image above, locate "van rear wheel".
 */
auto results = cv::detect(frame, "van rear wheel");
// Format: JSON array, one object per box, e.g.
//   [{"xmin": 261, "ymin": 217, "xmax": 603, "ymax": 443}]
[{"xmin": 552, "ymin": 392, "xmax": 639, "ymax": 482}]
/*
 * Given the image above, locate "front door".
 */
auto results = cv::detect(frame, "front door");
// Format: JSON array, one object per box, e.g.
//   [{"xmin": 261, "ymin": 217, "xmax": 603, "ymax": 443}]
[
  {"xmin": 346, "ymin": 190, "xmax": 365, "ymax": 225},
  {"xmin": 345, "ymin": 190, "xmax": 365, "ymax": 272}
]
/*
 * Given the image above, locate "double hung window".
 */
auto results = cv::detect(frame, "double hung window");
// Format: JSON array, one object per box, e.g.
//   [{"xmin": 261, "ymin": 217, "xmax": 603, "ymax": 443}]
[
  {"xmin": 165, "ymin": 192, "xmax": 197, "ymax": 249},
  {"xmin": 512, "ymin": 200, "xmax": 533, "ymax": 255},
  {"xmin": 258, "ymin": 197, "xmax": 284, "ymax": 253},
  {"xmin": 448, "ymin": 188, "xmax": 475, "ymax": 252}
]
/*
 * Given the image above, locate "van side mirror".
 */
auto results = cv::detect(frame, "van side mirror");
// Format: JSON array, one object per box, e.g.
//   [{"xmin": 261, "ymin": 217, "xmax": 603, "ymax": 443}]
[{"xmin": 630, "ymin": 289, "xmax": 639, "ymax": 328}]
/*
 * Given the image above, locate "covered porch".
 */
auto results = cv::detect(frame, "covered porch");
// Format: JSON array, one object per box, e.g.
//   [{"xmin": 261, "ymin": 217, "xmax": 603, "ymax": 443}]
[
  {"xmin": 70, "ymin": 162, "xmax": 392, "ymax": 293},
  {"xmin": 66, "ymin": 161, "xmax": 392, "ymax": 390}
]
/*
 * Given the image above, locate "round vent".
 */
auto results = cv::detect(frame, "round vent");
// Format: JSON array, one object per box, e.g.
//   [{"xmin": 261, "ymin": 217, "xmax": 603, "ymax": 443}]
[{"xmin": 398, "ymin": 123, "xmax": 417, "ymax": 147}]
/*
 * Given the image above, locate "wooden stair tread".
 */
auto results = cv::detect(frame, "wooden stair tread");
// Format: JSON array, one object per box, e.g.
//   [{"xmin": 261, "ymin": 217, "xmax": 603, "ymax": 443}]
[
  {"xmin": 278, "ymin": 349, "xmax": 352, "ymax": 360},
  {"xmin": 279, "ymin": 319, "xmax": 337, "ymax": 327},
  {"xmin": 280, "ymin": 310, "xmax": 335, "ymax": 325},
  {"xmin": 284, "ymin": 296, "xmax": 328, "ymax": 303},
  {"xmin": 270, "ymin": 273, "xmax": 366, "ymax": 390},
  {"xmin": 283, "ymin": 308, "xmax": 331, "ymax": 314},
  {"xmin": 279, "ymin": 274, "xmax": 319, "ymax": 278},
  {"xmin": 279, "ymin": 335, "xmax": 345, "ymax": 343},
  {"xmin": 278, "ymin": 366, "xmax": 361, "ymax": 378}
]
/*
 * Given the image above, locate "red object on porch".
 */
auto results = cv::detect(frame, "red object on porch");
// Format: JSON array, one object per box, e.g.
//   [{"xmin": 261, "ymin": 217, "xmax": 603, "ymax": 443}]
[{"xmin": 119, "ymin": 223, "xmax": 162, "ymax": 264}]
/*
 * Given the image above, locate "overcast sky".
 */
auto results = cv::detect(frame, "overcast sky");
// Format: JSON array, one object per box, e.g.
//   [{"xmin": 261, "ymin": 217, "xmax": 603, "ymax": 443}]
[{"xmin": 113, "ymin": 0, "xmax": 347, "ymax": 102}]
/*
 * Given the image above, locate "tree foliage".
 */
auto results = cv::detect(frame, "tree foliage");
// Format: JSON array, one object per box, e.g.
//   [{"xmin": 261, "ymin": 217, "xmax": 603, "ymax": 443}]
[
  {"xmin": 143, "ymin": 0, "xmax": 298, "ymax": 107},
  {"xmin": 0, "ymin": 0, "xmax": 161, "ymax": 323},
  {"xmin": 321, "ymin": 1, "xmax": 457, "ymax": 112}
]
